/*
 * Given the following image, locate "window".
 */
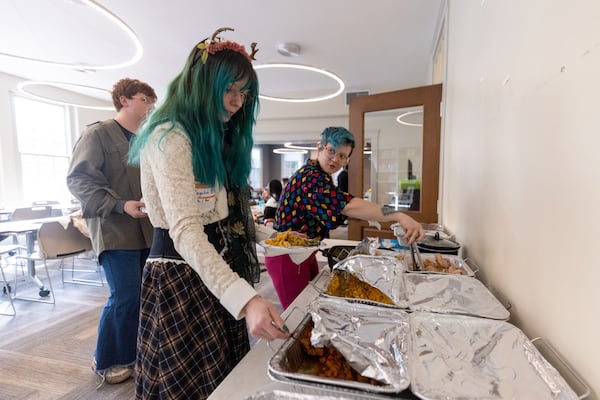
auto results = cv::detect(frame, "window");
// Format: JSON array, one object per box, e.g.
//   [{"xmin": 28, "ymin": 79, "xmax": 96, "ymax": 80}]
[
  {"xmin": 12, "ymin": 96, "xmax": 72, "ymax": 204},
  {"xmin": 281, "ymin": 152, "xmax": 305, "ymax": 179},
  {"xmin": 249, "ymin": 147, "xmax": 262, "ymax": 189}
]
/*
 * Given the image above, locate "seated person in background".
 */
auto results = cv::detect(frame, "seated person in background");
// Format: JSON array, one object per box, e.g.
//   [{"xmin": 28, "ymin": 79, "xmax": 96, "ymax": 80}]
[{"xmin": 262, "ymin": 179, "xmax": 282, "ymax": 224}]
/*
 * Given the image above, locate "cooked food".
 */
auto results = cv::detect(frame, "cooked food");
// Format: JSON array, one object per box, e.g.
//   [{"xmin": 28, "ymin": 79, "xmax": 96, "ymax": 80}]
[
  {"xmin": 326, "ymin": 270, "xmax": 394, "ymax": 305},
  {"xmin": 265, "ymin": 231, "xmax": 321, "ymax": 247},
  {"xmin": 297, "ymin": 322, "xmax": 384, "ymax": 386},
  {"xmin": 422, "ymin": 253, "xmax": 466, "ymax": 275}
]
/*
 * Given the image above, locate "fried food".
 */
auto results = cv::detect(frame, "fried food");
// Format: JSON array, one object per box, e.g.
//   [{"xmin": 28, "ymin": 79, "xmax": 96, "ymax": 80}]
[
  {"xmin": 265, "ymin": 231, "xmax": 321, "ymax": 247},
  {"xmin": 422, "ymin": 253, "xmax": 466, "ymax": 275},
  {"xmin": 326, "ymin": 270, "xmax": 394, "ymax": 305},
  {"xmin": 298, "ymin": 323, "xmax": 384, "ymax": 386}
]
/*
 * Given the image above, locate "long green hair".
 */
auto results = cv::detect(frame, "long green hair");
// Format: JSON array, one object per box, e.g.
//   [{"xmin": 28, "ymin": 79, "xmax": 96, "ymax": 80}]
[{"xmin": 129, "ymin": 41, "xmax": 259, "ymax": 188}]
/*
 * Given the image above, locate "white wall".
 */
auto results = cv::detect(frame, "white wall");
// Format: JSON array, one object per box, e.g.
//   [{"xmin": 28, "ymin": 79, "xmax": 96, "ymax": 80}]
[{"xmin": 443, "ymin": 1, "xmax": 599, "ymax": 397}]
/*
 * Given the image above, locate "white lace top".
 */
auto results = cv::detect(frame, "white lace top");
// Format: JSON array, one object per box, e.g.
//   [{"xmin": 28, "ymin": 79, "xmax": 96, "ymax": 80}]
[{"xmin": 139, "ymin": 124, "xmax": 257, "ymax": 319}]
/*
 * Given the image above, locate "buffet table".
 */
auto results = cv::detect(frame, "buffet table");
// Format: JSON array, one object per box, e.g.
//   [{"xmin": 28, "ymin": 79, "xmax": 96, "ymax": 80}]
[{"xmin": 208, "ymin": 238, "xmax": 586, "ymax": 400}]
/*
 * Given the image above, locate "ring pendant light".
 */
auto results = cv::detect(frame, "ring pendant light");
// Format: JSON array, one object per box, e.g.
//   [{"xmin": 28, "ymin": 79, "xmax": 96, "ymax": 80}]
[
  {"xmin": 0, "ymin": 0, "xmax": 142, "ymax": 70},
  {"xmin": 254, "ymin": 63, "xmax": 345, "ymax": 103},
  {"xmin": 396, "ymin": 110, "xmax": 424, "ymax": 127},
  {"xmin": 17, "ymin": 81, "xmax": 114, "ymax": 111}
]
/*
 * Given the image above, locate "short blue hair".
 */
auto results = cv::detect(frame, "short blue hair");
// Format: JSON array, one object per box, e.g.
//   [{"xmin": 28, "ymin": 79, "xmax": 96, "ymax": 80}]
[{"xmin": 320, "ymin": 127, "xmax": 355, "ymax": 156}]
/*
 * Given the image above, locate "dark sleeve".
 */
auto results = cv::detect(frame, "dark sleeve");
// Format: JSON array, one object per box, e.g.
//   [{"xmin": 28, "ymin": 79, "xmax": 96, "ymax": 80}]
[
  {"xmin": 263, "ymin": 206, "xmax": 276, "ymax": 219},
  {"xmin": 337, "ymin": 170, "xmax": 348, "ymax": 192}
]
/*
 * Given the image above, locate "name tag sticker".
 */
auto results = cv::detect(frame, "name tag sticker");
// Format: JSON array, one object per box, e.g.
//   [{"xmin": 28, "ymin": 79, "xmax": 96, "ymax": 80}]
[{"xmin": 195, "ymin": 183, "xmax": 215, "ymax": 204}]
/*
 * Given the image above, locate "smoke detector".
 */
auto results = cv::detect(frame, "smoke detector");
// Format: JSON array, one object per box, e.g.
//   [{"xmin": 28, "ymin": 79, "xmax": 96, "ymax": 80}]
[{"xmin": 277, "ymin": 42, "xmax": 301, "ymax": 57}]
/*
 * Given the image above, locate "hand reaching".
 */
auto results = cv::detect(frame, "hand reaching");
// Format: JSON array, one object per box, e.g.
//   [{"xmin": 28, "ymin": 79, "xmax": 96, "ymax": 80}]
[{"xmin": 244, "ymin": 296, "xmax": 290, "ymax": 341}]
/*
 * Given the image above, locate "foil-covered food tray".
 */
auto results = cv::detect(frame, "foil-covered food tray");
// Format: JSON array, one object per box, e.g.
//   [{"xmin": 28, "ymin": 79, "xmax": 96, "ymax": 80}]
[
  {"xmin": 244, "ymin": 387, "xmax": 356, "ymax": 400},
  {"xmin": 245, "ymin": 381, "xmax": 418, "ymax": 400},
  {"xmin": 268, "ymin": 297, "xmax": 411, "ymax": 394},
  {"xmin": 314, "ymin": 255, "xmax": 408, "ymax": 308},
  {"xmin": 406, "ymin": 253, "xmax": 475, "ymax": 277},
  {"xmin": 404, "ymin": 273, "xmax": 509, "ymax": 320},
  {"xmin": 316, "ymin": 256, "xmax": 509, "ymax": 320},
  {"xmin": 408, "ymin": 313, "xmax": 579, "ymax": 400}
]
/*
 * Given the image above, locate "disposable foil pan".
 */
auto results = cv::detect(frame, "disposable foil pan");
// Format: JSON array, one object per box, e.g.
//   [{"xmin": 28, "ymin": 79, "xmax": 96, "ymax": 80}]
[
  {"xmin": 318, "ymin": 255, "xmax": 408, "ymax": 308},
  {"xmin": 408, "ymin": 312, "xmax": 579, "ymax": 400},
  {"xmin": 264, "ymin": 371, "xmax": 419, "ymax": 400},
  {"xmin": 268, "ymin": 297, "xmax": 411, "ymax": 394},
  {"xmin": 404, "ymin": 273, "xmax": 509, "ymax": 320},
  {"xmin": 406, "ymin": 253, "xmax": 475, "ymax": 277},
  {"xmin": 317, "ymin": 257, "xmax": 508, "ymax": 320},
  {"xmin": 244, "ymin": 386, "xmax": 357, "ymax": 400}
]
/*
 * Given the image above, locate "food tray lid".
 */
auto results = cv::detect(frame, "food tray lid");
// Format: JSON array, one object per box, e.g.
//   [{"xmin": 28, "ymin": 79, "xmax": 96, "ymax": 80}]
[
  {"xmin": 408, "ymin": 312, "xmax": 579, "ymax": 400},
  {"xmin": 404, "ymin": 273, "xmax": 510, "ymax": 320}
]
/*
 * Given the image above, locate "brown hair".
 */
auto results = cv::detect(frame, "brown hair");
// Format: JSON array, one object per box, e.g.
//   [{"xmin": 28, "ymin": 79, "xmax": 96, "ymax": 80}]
[{"xmin": 111, "ymin": 78, "xmax": 157, "ymax": 111}]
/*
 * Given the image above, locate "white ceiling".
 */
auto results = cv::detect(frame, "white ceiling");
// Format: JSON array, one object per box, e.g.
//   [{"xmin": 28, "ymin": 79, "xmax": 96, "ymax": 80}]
[{"xmin": 0, "ymin": 0, "xmax": 443, "ymax": 142}]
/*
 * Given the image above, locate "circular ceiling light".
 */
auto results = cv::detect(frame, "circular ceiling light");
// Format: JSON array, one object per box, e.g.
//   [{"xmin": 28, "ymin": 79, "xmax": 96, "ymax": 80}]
[
  {"xmin": 396, "ymin": 110, "xmax": 423, "ymax": 127},
  {"xmin": 0, "ymin": 0, "xmax": 142, "ymax": 70},
  {"xmin": 17, "ymin": 81, "xmax": 114, "ymax": 110},
  {"xmin": 284, "ymin": 142, "xmax": 317, "ymax": 151},
  {"xmin": 273, "ymin": 148, "xmax": 308, "ymax": 155},
  {"xmin": 254, "ymin": 63, "xmax": 345, "ymax": 103}
]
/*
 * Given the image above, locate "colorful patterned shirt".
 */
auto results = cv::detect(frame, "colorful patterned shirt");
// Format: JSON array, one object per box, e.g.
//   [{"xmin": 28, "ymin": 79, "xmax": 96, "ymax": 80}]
[{"xmin": 275, "ymin": 159, "xmax": 354, "ymax": 240}]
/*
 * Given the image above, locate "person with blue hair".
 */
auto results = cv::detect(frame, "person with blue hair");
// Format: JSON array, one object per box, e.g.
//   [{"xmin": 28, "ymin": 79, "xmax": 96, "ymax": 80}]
[
  {"xmin": 128, "ymin": 27, "xmax": 288, "ymax": 399},
  {"xmin": 269, "ymin": 126, "xmax": 424, "ymax": 309}
]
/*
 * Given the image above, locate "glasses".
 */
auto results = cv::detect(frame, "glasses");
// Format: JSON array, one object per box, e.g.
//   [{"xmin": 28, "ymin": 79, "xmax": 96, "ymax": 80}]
[
  {"xmin": 226, "ymin": 85, "xmax": 251, "ymax": 103},
  {"xmin": 132, "ymin": 95, "xmax": 155, "ymax": 105},
  {"xmin": 323, "ymin": 145, "xmax": 349, "ymax": 162}
]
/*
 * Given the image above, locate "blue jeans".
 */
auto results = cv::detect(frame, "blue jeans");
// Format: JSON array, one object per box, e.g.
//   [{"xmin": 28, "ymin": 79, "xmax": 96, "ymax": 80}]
[{"xmin": 95, "ymin": 249, "xmax": 149, "ymax": 371}]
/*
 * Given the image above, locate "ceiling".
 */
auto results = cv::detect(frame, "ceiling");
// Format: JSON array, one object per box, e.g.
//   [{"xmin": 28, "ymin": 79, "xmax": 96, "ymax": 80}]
[{"xmin": 0, "ymin": 0, "xmax": 443, "ymax": 142}]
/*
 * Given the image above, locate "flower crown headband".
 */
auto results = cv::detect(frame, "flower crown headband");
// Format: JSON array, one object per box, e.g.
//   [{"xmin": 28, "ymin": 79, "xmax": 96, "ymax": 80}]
[{"xmin": 195, "ymin": 27, "xmax": 259, "ymax": 65}]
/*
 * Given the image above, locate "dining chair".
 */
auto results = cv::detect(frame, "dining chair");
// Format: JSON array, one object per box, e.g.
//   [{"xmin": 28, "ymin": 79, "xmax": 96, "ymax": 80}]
[
  {"xmin": 13, "ymin": 220, "xmax": 89, "ymax": 303},
  {"xmin": 23, "ymin": 220, "xmax": 103, "ymax": 289},
  {"xmin": 0, "ymin": 244, "xmax": 21, "ymax": 315},
  {"xmin": 10, "ymin": 205, "xmax": 54, "ymax": 221}
]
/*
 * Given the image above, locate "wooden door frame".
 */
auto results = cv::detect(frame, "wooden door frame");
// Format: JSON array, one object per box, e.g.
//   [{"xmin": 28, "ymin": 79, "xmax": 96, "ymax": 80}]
[{"xmin": 348, "ymin": 84, "xmax": 442, "ymax": 241}]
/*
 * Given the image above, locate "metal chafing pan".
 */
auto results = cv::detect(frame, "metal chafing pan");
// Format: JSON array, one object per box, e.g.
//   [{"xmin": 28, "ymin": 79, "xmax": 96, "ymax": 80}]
[{"xmin": 268, "ymin": 298, "xmax": 411, "ymax": 394}]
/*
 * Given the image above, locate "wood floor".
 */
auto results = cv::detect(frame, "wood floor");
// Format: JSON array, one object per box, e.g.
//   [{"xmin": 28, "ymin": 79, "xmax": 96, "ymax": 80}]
[{"xmin": 0, "ymin": 252, "xmax": 282, "ymax": 400}]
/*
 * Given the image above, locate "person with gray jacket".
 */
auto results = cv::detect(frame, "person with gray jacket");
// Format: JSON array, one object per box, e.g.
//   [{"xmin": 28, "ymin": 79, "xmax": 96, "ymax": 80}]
[{"xmin": 67, "ymin": 78, "xmax": 156, "ymax": 385}]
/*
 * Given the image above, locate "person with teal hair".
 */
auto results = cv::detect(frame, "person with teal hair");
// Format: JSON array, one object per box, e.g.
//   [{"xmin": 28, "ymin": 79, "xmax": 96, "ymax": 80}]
[
  {"xmin": 269, "ymin": 126, "xmax": 425, "ymax": 309},
  {"xmin": 128, "ymin": 27, "xmax": 288, "ymax": 399}
]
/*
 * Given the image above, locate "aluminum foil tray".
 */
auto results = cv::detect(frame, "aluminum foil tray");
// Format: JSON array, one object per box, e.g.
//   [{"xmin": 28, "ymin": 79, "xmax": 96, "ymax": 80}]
[
  {"xmin": 317, "ymin": 255, "xmax": 408, "ymax": 308},
  {"xmin": 408, "ymin": 313, "xmax": 579, "ymax": 400},
  {"xmin": 245, "ymin": 380, "xmax": 420, "ymax": 400},
  {"xmin": 406, "ymin": 253, "xmax": 475, "ymax": 277},
  {"xmin": 318, "ymin": 256, "xmax": 509, "ymax": 320},
  {"xmin": 268, "ymin": 297, "xmax": 411, "ymax": 394},
  {"xmin": 404, "ymin": 273, "xmax": 509, "ymax": 320},
  {"xmin": 244, "ymin": 388, "xmax": 355, "ymax": 400}
]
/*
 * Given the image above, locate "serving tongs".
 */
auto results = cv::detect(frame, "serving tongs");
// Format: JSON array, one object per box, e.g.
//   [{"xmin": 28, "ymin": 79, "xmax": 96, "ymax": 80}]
[{"xmin": 410, "ymin": 242, "xmax": 424, "ymax": 271}]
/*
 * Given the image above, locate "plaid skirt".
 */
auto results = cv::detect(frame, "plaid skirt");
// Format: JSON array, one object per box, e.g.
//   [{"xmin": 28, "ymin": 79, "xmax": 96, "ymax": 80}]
[{"xmin": 135, "ymin": 259, "xmax": 249, "ymax": 400}]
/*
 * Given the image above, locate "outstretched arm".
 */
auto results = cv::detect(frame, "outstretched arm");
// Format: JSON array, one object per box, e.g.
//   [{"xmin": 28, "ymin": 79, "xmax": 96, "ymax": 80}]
[{"xmin": 341, "ymin": 197, "xmax": 424, "ymax": 244}]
